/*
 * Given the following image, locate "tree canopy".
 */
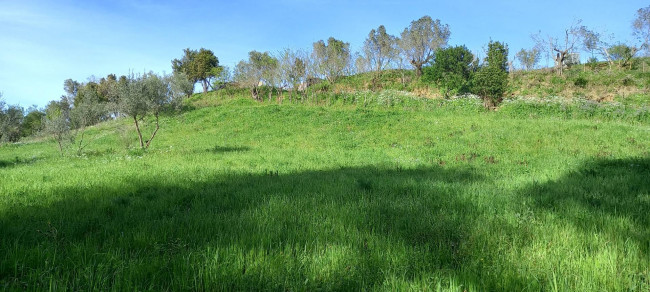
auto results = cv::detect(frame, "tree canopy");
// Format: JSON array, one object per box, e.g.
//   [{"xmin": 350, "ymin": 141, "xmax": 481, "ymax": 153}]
[
  {"xmin": 400, "ymin": 16, "xmax": 451, "ymax": 76},
  {"xmin": 172, "ymin": 48, "xmax": 220, "ymax": 94}
]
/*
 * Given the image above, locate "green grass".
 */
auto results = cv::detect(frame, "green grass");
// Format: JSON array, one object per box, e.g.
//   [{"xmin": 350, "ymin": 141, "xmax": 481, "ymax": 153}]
[{"xmin": 1, "ymin": 95, "xmax": 649, "ymax": 291}]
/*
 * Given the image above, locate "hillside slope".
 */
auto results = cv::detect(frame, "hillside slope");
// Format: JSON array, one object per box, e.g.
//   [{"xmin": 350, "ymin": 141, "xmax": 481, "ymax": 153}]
[{"xmin": 1, "ymin": 96, "xmax": 649, "ymax": 290}]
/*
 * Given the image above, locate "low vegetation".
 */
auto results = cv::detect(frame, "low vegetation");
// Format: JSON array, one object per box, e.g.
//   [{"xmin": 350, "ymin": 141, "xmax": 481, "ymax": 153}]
[
  {"xmin": 1, "ymin": 5, "xmax": 649, "ymax": 291},
  {"xmin": 1, "ymin": 93, "xmax": 649, "ymax": 290}
]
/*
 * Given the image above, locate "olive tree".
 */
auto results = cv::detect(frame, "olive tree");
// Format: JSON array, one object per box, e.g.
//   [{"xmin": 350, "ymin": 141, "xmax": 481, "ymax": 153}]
[
  {"xmin": 119, "ymin": 73, "xmax": 171, "ymax": 149},
  {"xmin": 609, "ymin": 44, "xmax": 639, "ymax": 68},
  {"xmin": 43, "ymin": 97, "xmax": 72, "ymax": 155},
  {"xmin": 312, "ymin": 37, "xmax": 351, "ymax": 82},
  {"xmin": 399, "ymin": 16, "xmax": 451, "ymax": 77},
  {"xmin": 532, "ymin": 20, "xmax": 585, "ymax": 75},
  {"xmin": 515, "ymin": 48, "xmax": 540, "ymax": 71},
  {"xmin": 168, "ymin": 72, "xmax": 194, "ymax": 110},
  {"xmin": 277, "ymin": 48, "xmax": 307, "ymax": 100},
  {"xmin": 364, "ymin": 25, "xmax": 398, "ymax": 72},
  {"xmin": 70, "ymin": 86, "xmax": 106, "ymax": 155},
  {"xmin": 234, "ymin": 51, "xmax": 278, "ymax": 101},
  {"xmin": 633, "ymin": 6, "xmax": 650, "ymax": 56}
]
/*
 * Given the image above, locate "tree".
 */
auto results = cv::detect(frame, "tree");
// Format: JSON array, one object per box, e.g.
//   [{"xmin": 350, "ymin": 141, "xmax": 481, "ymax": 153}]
[
  {"xmin": 633, "ymin": 6, "xmax": 650, "ymax": 56},
  {"xmin": 234, "ymin": 51, "xmax": 278, "ymax": 100},
  {"xmin": 422, "ymin": 45, "xmax": 475, "ymax": 97},
  {"xmin": 0, "ymin": 99, "xmax": 24, "ymax": 143},
  {"xmin": 168, "ymin": 72, "xmax": 194, "ymax": 110},
  {"xmin": 353, "ymin": 52, "xmax": 371, "ymax": 75},
  {"xmin": 609, "ymin": 44, "xmax": 639, "ymax": 68},
  {"xmin": 118, "ymin": 73, "xmax": 171, "ymax": 149},
  {"xmin": 0, "ymin": 93, "xmax": 4, "ymax": 142},
  {"xmin": 472, "ymin": 41, "xmax": 509, "ymax": 109},
  {"xmin": 399, "ymin": 16, "xmax": 451, "ymax": 77},
  {"xmin": 515, "ymin": 48, "xmax": 540, "ymax": 71},
  {"xmin": 63, "ymin": 79, "xmax": 80, "ymax": 100},
  {"xmin": 212, "ymin": 65, "xmax": 232, "ymax": 90},
  {"xmin": 172, "ymin": 48, "xmax": 220, "ymax": 94},
  {"xmin": 532, "ymin": 20, "xmax": 584, "ymax": 75},
  {"xmin": 43, "ymin": 97, "xmax": 72, "ymax": 155},
  {"xmin": 70, "ymin": 85, "xmax": 106, "ymax": 155},
  {"xmin": 277, "ymin": 49, "xmax": 307, "ymax": 100},
  {"xmin": 20, "ymin": 105, "xmax": 45, "ymax": 137},
  {"xmin": 364, "ymin": 25, "xmax": 398, "ymax": 72},
  {"xmin": 312, "ymin": 37, "xmax": 351, "ymax": 82}
]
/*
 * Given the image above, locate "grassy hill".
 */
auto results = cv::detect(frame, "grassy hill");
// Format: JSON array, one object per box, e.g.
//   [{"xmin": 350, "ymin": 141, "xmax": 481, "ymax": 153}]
[{"xmin": 1, "ymin": 77, "xmax": 650, "ymax": 290}]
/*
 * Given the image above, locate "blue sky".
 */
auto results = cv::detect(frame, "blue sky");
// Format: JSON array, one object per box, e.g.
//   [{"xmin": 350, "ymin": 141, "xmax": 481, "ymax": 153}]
[{"xmin": 0, "ymin": 0, "xmax": 646, "ymax": 107}]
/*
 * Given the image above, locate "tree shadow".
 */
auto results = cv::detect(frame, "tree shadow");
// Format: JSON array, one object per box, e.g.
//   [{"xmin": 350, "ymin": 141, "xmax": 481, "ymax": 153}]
[
  {"xmin": 520, "ymin": 157, "xmax": 650, "ymax": 256},
  {"xmin": 0, "ymin": 165, "xmax": 537, "ymax": 290},
  {"xmin": 206, "ymin": 145, "xmax": 251, "ymax": 153},
  {"xmin": 0, "ymin": 156, "xmax": 40, "ymax": 169},
  {"xmin": 7, "ymin": 159, "xmax": 643, "ymax": 290}
]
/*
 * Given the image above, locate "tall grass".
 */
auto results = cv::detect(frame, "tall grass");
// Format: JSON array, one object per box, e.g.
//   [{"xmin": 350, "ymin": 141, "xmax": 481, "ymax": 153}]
[{"xmin": 0, "ymin": 95, "xmax": 648, "ymax": 290}]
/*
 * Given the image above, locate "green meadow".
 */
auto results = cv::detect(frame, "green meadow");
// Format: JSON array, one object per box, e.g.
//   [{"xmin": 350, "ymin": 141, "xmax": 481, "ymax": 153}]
[{"xmin": 1, "ymin": 94, "xmax": 649, "ymax": 291}]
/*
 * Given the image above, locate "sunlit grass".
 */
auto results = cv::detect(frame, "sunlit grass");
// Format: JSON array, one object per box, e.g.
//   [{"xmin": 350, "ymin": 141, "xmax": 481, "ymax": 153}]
[{"xmin": 1, "ymin": 95, "xmax": 648, "ymax": 290}]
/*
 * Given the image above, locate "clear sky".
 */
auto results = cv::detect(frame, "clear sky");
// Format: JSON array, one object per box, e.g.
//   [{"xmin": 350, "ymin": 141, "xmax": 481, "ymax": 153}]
[{"xmin": 1, "ymin": 0, "xmax": 646, "ymax": 107}]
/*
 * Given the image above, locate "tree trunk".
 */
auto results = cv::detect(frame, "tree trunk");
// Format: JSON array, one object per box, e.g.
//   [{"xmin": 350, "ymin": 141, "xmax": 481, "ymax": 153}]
[
  {"xmin": 202, "ymin": 80, "xmax": 209, "ymax": 94},
  {"xmin": 251, "ymin": 87, "xmax": 259, "ymax": 101},
  {"xmin": 134, "ymin": 116, "xmax": 144, "ymax": 148},
  {"xmin": 145, "ymin": 113, "xmax": 160, "ymax": 149},
  {"xmin": 412, "ymin": 61, "xmax": 423, "ymax": 77},
  {"xmin": 57, "ymin": 138, "xmax": 64, "ymax": 156}
]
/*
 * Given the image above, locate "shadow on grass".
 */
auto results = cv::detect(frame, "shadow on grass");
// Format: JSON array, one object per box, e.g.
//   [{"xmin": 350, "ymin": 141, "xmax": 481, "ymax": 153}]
[
  {"xmin": 207, "ymin": 145, "xmax": 251, "ymax": 153},
  {"xmin": 1, "ymin": 159, "xmax": 648, "ymax": 290},
  {"xmin": 0, "ymin": 156, "xmax": 40, "ymax": 169},
  {"xmin": 521, "ymin": 157, "xmax": 650, "ymax": 255}
]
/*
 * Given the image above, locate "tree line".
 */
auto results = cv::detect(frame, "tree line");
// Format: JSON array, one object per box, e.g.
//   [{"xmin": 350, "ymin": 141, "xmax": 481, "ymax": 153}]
[{"xmin": 1, "ymin": 6, "xmax": 648, "ymax": 151}]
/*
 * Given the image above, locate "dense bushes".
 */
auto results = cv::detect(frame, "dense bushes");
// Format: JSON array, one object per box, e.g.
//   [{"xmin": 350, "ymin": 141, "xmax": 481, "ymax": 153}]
[{"xmin": 422, "ymin": 46, "xmax": 475, "ymax": 97}]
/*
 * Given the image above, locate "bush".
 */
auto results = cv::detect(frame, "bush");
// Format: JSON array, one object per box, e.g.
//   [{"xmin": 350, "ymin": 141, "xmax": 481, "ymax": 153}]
[
  {"xmin": 621, "ymin": 75, "xmax": 635, "ymax": 86},
  {"xmin": 422, "ymin": 46, "xmax": 475, "ymax": 98},
  {"xmin": 471, "ymin": 41, "xmax": 508, "ymax": 109},
  {"xmin": 574, "ymin": 76, "xmax": 588, "ymax": 88}
]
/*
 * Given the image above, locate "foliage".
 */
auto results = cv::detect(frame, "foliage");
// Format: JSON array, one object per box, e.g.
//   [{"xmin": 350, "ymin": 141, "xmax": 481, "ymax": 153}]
[
  {"xmin": 363, "ymin": 25, "xmax": 398, "ymax": 72},
  {"xmin": 573, "ymin": 76, "xmax": 588, "ymax": 88},
  {"xmin": 234, "ymin": 51, "xmax": 278, "ymax": 100},
  {"xmin": 633, "ymin": 5, "xmax": 650, "ymax": 56},
  {"xmin": 515, "ymin": 48, "xmax": 540, "ymax": 71},
  {"xmin": 20, "ymin": 106, "xmax": 45, "ymax": 137},
  {"xmin": 609, "ymin": 44, "xmax": 639, "ymax": 68},
  {"xmin": 0, "ymin": 99, "xmax": 648, "ymax": 291},
  {"xmin": 168, "ymin": 72, "xmax": 194, "ymax": 110},
  {"xmin": 172, "ymin": 48, "xmax": 220, "ymax": 93},
  {"xmin": 0, "ymin": 103, "xmax": 24, "ymax": 143},
  {"xmin": 422, "ymin": 46, "xmax": 475, "ymax": 97},
  {"xmin": 118, "ymin": 72, "xmax": 171, "ymax": 149},
  {"xmin": 472, "ymin": 41, "xmax": 509, "ymax": 108},
  {"xmin": 399, "ymin": 16, "xmax": 451, "ymax": 76},
  {"xmin": 43, "ymin": 97, "xmax": 73, "ymax": 155},
  {"xmin": 70, "ymin": 85, "xmax": 107, "ymax": 155},
  {"xmin": 312, "ymin": 37, "xmax": 351, "ymax": 82}
]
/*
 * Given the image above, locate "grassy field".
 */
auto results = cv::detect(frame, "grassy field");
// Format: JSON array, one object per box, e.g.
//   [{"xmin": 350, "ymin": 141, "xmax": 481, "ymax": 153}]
[{"xmin": 1, "ymin": 94, "xmax": 649, "ymax": 290}]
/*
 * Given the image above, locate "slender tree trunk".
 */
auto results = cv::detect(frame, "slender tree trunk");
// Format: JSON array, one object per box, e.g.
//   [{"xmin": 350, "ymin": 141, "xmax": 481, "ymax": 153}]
[
  {"xmin": 134, "ymin": 116, "xmax": 144, "ymax": 148},
  {"xmin": 57, "ymin": 138, "xmax": 64, "ymax": 157},
  {"xmin": 202, "ymin": 80, "xmax": 209, "ymax": 94},
  {"xmin": 76, "ymin": 127, "xmax": 86, "ymax": 155},
  {"xmin": 145, "ymin": 113, "xmax": 160, "ymax": 149}
]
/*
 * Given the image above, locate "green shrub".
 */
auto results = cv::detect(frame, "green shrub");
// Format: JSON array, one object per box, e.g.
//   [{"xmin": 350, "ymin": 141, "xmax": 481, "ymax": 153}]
[
  {"xmin": 471, "ymin": 41, "xmax": 509, "ymax": 108},
  {"xmin": 422, "ymin": 46, "xmax": 475, "ymax": 98},
  {"xmin": 574, "ymin": 76, "xmax": 588, "ymax": 88},
  {"xmin": 621, "ymin": 75, "xmax": 635, "ymax": 86}
]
